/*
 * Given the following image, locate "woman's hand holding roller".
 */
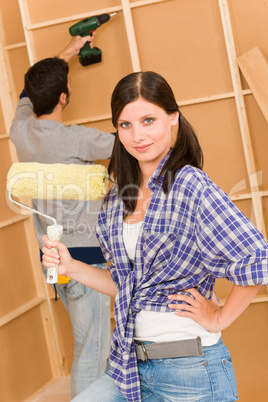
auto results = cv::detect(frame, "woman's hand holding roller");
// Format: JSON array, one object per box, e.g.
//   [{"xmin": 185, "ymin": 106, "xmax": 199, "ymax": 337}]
[
  {"xmin": 42, "ymin": 235, "xmax": 73, "ymax": 277},
  {"xmin": 42, "ymin": 235, "xmax": 118, "ymax": 297}
]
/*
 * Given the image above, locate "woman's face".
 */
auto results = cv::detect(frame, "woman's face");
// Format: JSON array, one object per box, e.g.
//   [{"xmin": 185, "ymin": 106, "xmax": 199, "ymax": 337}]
[{"xmin": 117, "ymin": 97, "xmax": 178, "ymax": 170}]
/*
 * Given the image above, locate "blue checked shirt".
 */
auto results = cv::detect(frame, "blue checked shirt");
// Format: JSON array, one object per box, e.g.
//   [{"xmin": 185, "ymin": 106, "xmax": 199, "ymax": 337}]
[{"xmin": 95, "ymin": 153, "xmax": 268, "ymax": 402}]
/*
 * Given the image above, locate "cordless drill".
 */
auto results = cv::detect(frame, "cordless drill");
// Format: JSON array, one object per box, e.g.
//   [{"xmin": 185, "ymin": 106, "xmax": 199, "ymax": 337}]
[{"xmin": 69, "ymin": 13, "xmax": 117, "ymax": 66}]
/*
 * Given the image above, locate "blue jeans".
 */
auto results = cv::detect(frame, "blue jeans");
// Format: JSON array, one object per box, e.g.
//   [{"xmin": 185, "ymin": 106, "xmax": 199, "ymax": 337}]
[
  {"xmin": 43, "ymin": 263, "xmax": 111, "ymax": 398},
  {"xmin": 71, "ymin": 339, "xmax": 238, "ymax": 401}
]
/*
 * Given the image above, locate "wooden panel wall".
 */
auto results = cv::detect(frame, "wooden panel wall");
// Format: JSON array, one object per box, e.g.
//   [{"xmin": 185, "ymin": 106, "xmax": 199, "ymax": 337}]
[{"xmin": 0, "ymin": 0, "xmax": 267, "ymax": 401}]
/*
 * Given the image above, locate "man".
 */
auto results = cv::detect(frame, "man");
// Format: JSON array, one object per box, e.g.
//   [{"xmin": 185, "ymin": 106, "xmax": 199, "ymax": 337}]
[{"xmin": 9, "ymin": 35, "xmax": 114, "ymax": 398}]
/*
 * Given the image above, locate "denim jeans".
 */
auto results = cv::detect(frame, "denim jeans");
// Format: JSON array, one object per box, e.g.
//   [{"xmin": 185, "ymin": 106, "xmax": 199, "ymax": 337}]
[
  {"xmin": 43, "ymin": 263, "xmax": 111, "ymax": 398},
  {"xmin": 71, "ymin": 339, "xmax": 238, "ymax": 401}
]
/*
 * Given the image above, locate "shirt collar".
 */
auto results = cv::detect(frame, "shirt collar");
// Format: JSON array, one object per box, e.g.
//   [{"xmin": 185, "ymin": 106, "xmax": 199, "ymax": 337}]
[{"xmin": 148, "ymin": 149, "xmax": 172, "ymax": 188}]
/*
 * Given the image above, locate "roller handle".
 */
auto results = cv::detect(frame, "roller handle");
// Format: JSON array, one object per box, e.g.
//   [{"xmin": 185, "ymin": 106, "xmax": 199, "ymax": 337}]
[{"xmin": 46, "ymin": 225, "xmax": 63, "ymax": 284}]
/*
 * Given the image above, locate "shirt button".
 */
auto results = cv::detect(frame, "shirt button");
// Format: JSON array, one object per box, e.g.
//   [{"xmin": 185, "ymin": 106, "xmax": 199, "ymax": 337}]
[{"xmin": 203, "ymin": 362, "xmax": 207, "ymax": 366}]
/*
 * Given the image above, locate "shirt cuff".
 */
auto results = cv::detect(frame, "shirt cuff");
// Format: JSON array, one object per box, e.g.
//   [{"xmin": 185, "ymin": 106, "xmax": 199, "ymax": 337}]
[{"xmin": 19, "ymin": 89, "xmax": 28, "ymax": 99}]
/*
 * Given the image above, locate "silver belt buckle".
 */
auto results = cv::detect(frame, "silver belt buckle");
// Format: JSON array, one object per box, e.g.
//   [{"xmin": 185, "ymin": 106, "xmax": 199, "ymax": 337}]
[{"xmin": 135, "ymin": 340, "xmax": 148, "ymax": 362}]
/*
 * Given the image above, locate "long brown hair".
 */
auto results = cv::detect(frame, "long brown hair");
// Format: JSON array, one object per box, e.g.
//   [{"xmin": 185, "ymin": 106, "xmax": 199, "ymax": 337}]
[{"xmin": 109, "ymin": 71, "xmax": 203, "ymax": 214}]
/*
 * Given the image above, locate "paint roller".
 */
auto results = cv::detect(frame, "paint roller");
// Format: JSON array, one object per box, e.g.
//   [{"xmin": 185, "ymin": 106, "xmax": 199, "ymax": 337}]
[{"xmin": 7, "ymin": 162, "xmax": 109, "ymax": 284}]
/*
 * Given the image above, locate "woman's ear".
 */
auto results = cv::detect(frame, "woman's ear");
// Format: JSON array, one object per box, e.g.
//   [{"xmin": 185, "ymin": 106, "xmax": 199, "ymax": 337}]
[{"xmin": 170, "ymin": 111, "xmax": 179, "ymax": 126}]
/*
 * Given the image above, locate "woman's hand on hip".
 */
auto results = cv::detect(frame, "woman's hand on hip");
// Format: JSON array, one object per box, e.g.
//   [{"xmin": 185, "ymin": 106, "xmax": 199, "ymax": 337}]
[{"xmin": 168, "ymin": 288, "xmax": 221, "ymax": 333}]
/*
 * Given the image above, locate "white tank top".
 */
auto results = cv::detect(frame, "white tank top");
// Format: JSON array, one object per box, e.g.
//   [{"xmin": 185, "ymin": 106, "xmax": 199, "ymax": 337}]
[{"xmin": 123, "ymin": 221, "xmax": 221, "ymax": 346}]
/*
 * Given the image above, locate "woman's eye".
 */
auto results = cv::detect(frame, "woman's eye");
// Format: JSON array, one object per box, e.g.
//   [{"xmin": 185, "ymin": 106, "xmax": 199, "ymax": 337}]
[
  {"xmin": 144, "ymin": 118, "xmax": 154, "ymax": 124},
  {"xmin": 120, "ymin": 122, "xmax": 130, "ymax": 128}
]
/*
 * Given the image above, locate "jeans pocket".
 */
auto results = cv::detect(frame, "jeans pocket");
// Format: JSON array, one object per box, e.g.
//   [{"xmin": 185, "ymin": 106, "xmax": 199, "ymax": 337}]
[
  {"xmin": 222, "ymin": 358, "xmax": 238, "ymax": 399},
  {"xmin": 67, "ymin": 279, "xmax": 86, "ymax": 301},
  {"xmin": 165, "ymin": 355, "xmax": 205, "ymax": 368}
]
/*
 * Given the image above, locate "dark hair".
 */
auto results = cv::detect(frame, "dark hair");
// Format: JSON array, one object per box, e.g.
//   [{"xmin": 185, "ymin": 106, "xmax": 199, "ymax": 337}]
[
  {"xmin": 109, "ymin": 71, "xmax": 203, "ymax": 214},
  {"xmin": 24, "ymin": 57, "xmax": 69, "ymax": 117}
]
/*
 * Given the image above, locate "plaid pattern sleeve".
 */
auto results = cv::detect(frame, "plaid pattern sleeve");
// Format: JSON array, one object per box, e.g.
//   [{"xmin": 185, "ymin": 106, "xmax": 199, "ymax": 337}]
[
  {"xmin": 95, "ymin": 161, "xmax": 268, "ymax": 402},
  {"xmin": 195, "ymin": 184, "xmax": 268, "ymax": 285}
]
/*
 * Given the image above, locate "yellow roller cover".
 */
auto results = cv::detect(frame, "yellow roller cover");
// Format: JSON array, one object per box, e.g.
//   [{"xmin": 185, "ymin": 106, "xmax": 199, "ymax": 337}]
[{"xmin": 7, "ymin": 162, "xmax": 109, "ymax": 201}]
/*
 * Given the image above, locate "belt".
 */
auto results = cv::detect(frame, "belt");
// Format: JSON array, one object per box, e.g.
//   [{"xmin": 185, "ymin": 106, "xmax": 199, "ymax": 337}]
[{"xmin": 134, "ymin": 337, "xmax": 203, "ymax": 362}]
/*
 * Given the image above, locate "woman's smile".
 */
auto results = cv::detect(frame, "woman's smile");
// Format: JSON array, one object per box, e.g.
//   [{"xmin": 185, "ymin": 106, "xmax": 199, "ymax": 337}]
[{"xmin": 134, "ymin": 143, "xmax": 153, "ymax": 152}]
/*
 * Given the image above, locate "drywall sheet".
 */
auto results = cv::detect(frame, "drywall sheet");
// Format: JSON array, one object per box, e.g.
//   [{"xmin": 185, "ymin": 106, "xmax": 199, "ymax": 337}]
[
  {"xmin": 0, "ymin": 1, "xmax": 268, "ymax": 401},
  {"xmin": 0, "ymin": 138, "xmax": 18, "ymax": 221},
  {"xmin": 25, "ymin": 0, "xmax": 121, "ymax": 24},
  {"xmin": 0, "ymin": 221, "xmax": 37, "ymax": 317},
  {"xmin": 0, "ymin": 104, "xmax": 5, "ymax": 133},
  {"xmin": 132, "ymin": 0, "xmax": 234, "ymax": 99},
  {"xmin": 222, "ymin": 302, "xmax": 268, "ymax": 401},
  {"xmin": 8, "ymin": 48, "xmax": 30, "ymax": 99},
  {"xmin": 0, "ymin": 307, "xmax": 52, "ymax": 401}
]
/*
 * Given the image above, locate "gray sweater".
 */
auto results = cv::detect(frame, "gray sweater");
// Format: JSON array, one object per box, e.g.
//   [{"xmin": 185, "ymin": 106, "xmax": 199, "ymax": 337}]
[{"xmin": 9, "ymin": 97, "xmax": 115, "ymax": 254}]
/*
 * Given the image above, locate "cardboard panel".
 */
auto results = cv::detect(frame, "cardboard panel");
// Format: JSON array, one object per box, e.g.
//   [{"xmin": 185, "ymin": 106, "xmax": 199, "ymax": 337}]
[
  {"xmin": 0, "ymin": 1, "xmax": 267, "ymax": 400},
  {"xmin": 26, "ymin": 0, "xmax": 121, "ymax": 25},
  {"xmin": 215, "ymin": 278, "xmax": 267, "ymax": 301},
  {"xmin": 7, "ymin": 47, "xmax": 30, "ymax": 101},
  {"xmin": 0, "ymin": 221, "xmax": 37, "ymax": 317},
  {"xmin": 222, "ymin": 302, "xmax": 268, "ymax": 402},
  {"xmin": 0, "ymin": 138, "xmax": 18, "ymax": 221},
  {"xmin": 0, "ymin": 102, "xmax": 6, "ymax": 133},
  {"xmin": 0, "ymin": 0, "xmax": 25, "ymax": 45},
  {"xmin": 51, "ymin": 298, "xmax": 74, "ymax": 374},
  {"xmin": 181, "ymin": 99, "xmax": 249, "ymax": 194},
  {"xmin": 233, "ymin": 199, "xmax": 253, "ymax": 223},
  {"xmin": 132, "ymin": 0, "xmax": 233, "ymax": 100},
  {"xmin": 228, "ymin": 0, "xmax": 268, "ymax": 56},
  {"xmin": 85, "ymin": 119, "xmax": 114, "ymax": 134},
  {"xmin": 0, "ymin": 306, "xmax": 52, "ymax": 402},
  {"xmin": 263, "ymin": 196, "xmax": 268, "ymax": 236}
]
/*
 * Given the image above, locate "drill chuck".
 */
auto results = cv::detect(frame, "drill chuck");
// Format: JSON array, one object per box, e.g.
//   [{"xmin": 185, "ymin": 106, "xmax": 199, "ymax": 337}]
[{"xmin": 95, "ymin": 13, "xmax": 111, "ymax": 25}]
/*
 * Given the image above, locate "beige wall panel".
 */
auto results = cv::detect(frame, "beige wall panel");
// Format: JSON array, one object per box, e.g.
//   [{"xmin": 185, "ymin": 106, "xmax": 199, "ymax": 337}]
[
  {"xmin": 222, "ymin": 302, "xmax": 268, "ymax": 402},
  {"xmin": 0, "ymin": 0, "xmax": 25, "ymax": 45},
  {"xmin": 30, "ymin": 17, "xmax": 132, "ymax": 121},
  {"xmin": 244, "ymin": 95, "xmax": 268, "ymax": 190},
  {"xmin": 0, "ymin": 1, "xmax": 266, "ymax": 399},
  {"xmin": 0, "ymin": 307, "xmax": 52, "ymax": 402},
  {"xmin": 26, "ymin": 0, "xmax": 121, "ymax": 25},
  {"xmin": 181, "ymin": 99, "xmax": 249, "ymax": 195},
  {"xmin": 0, "ymin": 221, "xmax": 37, "ymax": 316},
  {"xmin": 215, "ymin": 278, "xmax": 267, "ymax": 300},
  {"xmin": 228, "ymin": 0, "xmax": 268, "ymax": 57},
  {"xmin": 263, "ymin": 197, "xmax": 268, "ymax": 235},
  {"xmin": 233, "ymin": 199, "xmax": 253, "ymax": 223},
  {"xmin": 86, "ymin": 119, "xmax": 114, "ymax": 134},
  {"xmin": 51, "ymin": 297, "xmax": 74, "ymax": 374},
  {"xmin": 0, "ymin": 104, "xmax": 6, "ymax": 133},
  {"xmin": 132, "ymin": 0, "xmax": 233, "ymax": 99},
  {"xmin": 86, "ymin": 120, "xmax": 113, "ymax": 169},
  {"xmin": 0, "ymin": 138, "xmax": 17, "ymax": 221},
  {"xmin": 8, "ymin": 47, "xmax": 30, "ymax": 101},
  {"xmin": 214, "ymin": 278, "xmax": 233, "ymax": 300},
  {"xmin": 234, "ymin": 198, "xmax": 267, "ymax": 244}
]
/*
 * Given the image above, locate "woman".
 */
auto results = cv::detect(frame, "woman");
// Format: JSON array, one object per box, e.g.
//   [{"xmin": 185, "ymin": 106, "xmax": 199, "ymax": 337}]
[{"xmin": 42, "ymin": 71, "xmax": 268, "ymax": 401}]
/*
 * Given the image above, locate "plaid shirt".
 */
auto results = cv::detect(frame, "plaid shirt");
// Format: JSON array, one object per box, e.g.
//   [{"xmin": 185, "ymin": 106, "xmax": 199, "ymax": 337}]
[{"xmin": 95, "ymin": 153, "xmax": 268, "ymax": 402}]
